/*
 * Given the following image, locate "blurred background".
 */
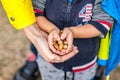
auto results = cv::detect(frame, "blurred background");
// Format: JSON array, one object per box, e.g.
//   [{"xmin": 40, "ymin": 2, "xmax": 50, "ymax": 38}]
[
  {"xmin": 0, "ymin": 2, "xmax": 31, "ymax": 80},
  {"xmin": 0, "ymin": 2, "xmax": 120, "ymax": 80}
]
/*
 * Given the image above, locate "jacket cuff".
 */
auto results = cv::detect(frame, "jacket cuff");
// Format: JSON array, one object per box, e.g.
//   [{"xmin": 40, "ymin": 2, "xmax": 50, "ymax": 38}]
[
  {"xmin": 88, "ymin": 21, "xmax": 109, "ymax": 37},
  {"xmin": 34, "ymin": 8, "xmax": 44, "ymax": 17},
  {"xmin": 35, "ymin": 13, "xmax": 44, "ymax": 17}
]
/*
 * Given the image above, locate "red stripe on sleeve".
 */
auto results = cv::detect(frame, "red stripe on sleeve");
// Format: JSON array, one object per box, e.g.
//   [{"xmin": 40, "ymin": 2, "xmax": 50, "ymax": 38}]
[
  {"xmin": 97, "ymin": 20, "xmax": 112, "ymax": 28},
  {"xmin": 34, "ymin": 8, "xmax": 44, "ymax": 14}
]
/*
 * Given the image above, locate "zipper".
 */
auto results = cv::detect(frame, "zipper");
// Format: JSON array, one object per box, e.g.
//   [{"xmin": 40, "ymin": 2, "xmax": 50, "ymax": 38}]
[{"xmin": 65, "ymin": 0, "xmax": 73, "ymax": 26}]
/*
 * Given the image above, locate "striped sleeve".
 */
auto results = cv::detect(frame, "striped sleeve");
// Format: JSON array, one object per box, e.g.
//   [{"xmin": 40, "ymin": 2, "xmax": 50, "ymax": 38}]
[
  {"xmin": 32, "ymin": 0, "xmax": 46, "ymax": 16},
  {"xmin": 88, "ymin": 0, "xmax": 114, "ymax": 37}
]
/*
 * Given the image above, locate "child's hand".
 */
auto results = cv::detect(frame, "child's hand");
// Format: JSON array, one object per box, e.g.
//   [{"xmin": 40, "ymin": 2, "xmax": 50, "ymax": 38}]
[
  {"xmin": 60, "ymin": 27, "xmax": 73, "ymax": 54},
  {"xmin": 48, "ymin": 28, "xmax": 62, "ymax": 53},
  {"xmin": 48, "ymin": 27, "xmax": 74, "ymax": 56}
]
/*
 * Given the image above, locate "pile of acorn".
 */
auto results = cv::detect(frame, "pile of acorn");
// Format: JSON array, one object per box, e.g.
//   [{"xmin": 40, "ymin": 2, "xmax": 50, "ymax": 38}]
[{"xmin": 53, "ymin": 31, "xmax": 68, "ymax": 51}]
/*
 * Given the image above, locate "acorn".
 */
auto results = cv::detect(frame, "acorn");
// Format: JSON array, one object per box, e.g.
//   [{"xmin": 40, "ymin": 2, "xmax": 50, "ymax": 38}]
[
  {"xmin": 53, "ymin": 40, "xmax": 59, "ymax": 50},
  {"xmin": 53, "ymin": 30, "xmax": 68, "ymax": 51},
  {"xmin": 58, "ymin": 40, "xmax": 64, "ymax": 50}
]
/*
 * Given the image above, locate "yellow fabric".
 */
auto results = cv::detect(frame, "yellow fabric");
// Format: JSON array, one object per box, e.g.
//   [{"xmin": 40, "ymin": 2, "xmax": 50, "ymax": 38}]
[
  {"xmin": 106, "ymin": 75, "xmax": 110, "ymax": 80},
  {"xmin": 1, "ymin": 0, "xmax": 36, "ymax": 29},
  {"xmin": 98, "ymin": 32, "xmax": 110, "ymax": 60}
]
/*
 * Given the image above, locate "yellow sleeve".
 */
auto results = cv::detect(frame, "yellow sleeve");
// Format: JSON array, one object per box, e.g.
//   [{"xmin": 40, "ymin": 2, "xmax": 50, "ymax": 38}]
[{"xmin": 1, "ymin": 0, "xmax": 36, "ymax": 29}]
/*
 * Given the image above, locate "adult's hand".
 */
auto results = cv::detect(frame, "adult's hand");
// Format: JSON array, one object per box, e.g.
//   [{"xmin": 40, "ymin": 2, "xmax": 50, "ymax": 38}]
[
  {"xmin": 23, "ymin": 23, "xmax": 61, "ymax": 62},
  {"xmin": 59, "ymin": 45, "xmax": 79, "ymax": 63}
]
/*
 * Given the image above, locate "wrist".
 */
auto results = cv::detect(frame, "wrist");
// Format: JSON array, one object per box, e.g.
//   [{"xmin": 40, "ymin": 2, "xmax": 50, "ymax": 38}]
[
  {"xmin": 48, "ymin": 27, "xmax": 59, "ymax": 34},
  {"xmin": 68, "ymin": 27, "xmax": 74, "ymax": 37}
]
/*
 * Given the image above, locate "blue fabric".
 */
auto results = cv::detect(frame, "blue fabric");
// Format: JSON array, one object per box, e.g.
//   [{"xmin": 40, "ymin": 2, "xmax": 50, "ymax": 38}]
[
  {"xmin": 68, "ymin": 0, "xmax": 73, "ymax": 3},
  {"xmin": 97, "ymin": 58, "xmax": 107, "ymax": 66},
  {"xmin": 102, "ymin": 0, "xmax": 120, "ymax": 76},
  {"xmin": 90, "ymin": 77, "xmax": 95, "ymax": 80}
]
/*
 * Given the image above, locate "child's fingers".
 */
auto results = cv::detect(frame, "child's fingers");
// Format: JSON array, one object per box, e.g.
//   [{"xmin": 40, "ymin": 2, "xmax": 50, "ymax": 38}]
[
  {"xmin": 54, "ymin": 33, "xmax": 61, "ymax": 41},
  {"xmin": 65, "ymin": 34, "xmax": 73, "ymax": 53},
  {"xmin": 60, "ymin": 32, "xmax": 67, "ymax": 40}
]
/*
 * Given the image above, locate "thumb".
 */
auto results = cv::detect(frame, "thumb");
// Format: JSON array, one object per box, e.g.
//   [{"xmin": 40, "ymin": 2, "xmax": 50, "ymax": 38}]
[{"xmin": 60, "ymin": 32, "xmax": 68, "ymax": 40}]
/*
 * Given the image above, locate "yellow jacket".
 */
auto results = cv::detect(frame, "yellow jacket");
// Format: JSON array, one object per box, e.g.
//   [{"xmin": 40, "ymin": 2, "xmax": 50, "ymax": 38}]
[{"xmin": 1, "ymin": 0, "xmax": 36, "ymax": 29}]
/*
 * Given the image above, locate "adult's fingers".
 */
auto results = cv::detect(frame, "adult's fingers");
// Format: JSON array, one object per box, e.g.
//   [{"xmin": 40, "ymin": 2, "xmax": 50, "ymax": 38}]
[
  {"xmin": 60, "ymin": 46, "xmax": 79, "ymax": 62},
  {"xmin": 48, "ymin": 38, "xmax": 57, "ymax": 53},
  {"xmin": 40, "ymin": 52, "xmax": 61, "ymax": 62}
]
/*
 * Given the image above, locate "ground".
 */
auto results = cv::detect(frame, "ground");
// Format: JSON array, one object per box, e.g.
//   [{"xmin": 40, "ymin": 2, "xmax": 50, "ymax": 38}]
[
  {"xmin": 0, "ymin": 2, "xmax": 120, "ymax": 80},
  {"xmin": 0, "ymin": 2, "xmax": 31, "ymax": 80}
]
